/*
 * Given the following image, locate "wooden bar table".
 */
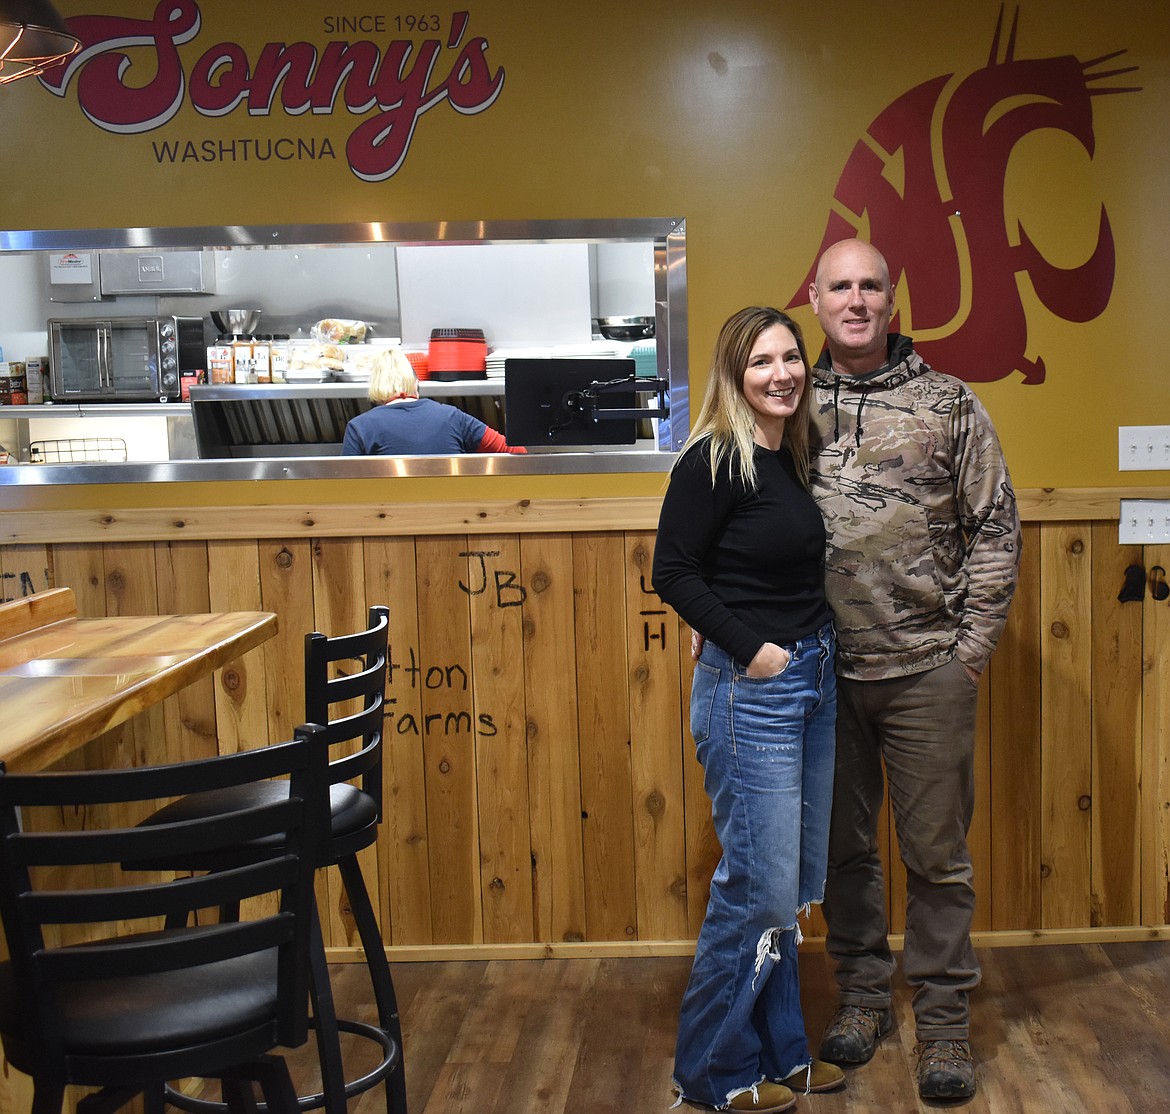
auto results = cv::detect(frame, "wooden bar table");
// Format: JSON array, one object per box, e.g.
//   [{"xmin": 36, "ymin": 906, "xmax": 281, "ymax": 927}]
[{"xmin": 0, "ymin": 587, "xmax": 277, "ymax": 773}]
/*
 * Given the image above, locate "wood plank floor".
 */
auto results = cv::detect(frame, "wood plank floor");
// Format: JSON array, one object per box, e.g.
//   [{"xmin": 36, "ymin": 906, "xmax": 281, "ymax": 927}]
[{"xmin": 307, "ymin": 941, "xmax": 1170, "ymax": 1113}]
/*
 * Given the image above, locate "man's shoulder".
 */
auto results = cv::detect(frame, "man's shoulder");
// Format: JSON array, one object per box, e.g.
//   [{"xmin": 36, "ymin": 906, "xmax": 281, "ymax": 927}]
[
  {"xmin": 887, "ymin": 355, "xmax": 978, "ymax": 406},
  {"xmin": 909, "ymin": 357, "xmax": 966, "ymax": 389}
]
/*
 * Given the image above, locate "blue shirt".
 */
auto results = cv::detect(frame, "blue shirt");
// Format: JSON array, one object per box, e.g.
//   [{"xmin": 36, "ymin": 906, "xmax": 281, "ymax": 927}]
[{"xmin": 341, "ymin": 398, "xmax": 488, "ymax": 455}]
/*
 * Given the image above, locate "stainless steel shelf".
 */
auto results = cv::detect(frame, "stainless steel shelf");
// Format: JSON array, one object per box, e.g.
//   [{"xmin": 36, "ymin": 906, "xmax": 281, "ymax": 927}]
[
  {"xmin": 188, "ymin": 381, "xmax": 503, "ymax": 402},
  {"xmin": 0, "ymin": 403, "xmax": 192, "ymax": 418}
]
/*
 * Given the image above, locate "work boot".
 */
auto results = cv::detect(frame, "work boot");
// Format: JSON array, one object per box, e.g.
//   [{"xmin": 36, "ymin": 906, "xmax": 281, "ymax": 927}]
[
  {"xmin": 819, "ymin": 1004, "xmax": 892, "ymax": 1063},
  {"xmin": 726, "ymin": 1083, "xmax": 795, "ymax": 1112},
  {"xmin": 916, "ymin": 1039, "xmax": 976, "ymax": 1100}
]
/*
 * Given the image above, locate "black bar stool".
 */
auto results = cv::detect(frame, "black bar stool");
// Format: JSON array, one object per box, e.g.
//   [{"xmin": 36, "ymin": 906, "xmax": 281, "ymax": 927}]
[
  {"xmin": 0, "ymin": 730, "xmax": 331, "ymax": 1114},
  {"xmin": 141, "ymin": 606, "xmax": 406, "ymax": 1114}
]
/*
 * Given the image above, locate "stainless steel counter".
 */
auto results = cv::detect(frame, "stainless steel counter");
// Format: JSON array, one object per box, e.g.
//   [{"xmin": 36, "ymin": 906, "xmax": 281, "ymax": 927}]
[{"xmin": 0, "ymin": 449, "xmax": 673, "ymax": 485}]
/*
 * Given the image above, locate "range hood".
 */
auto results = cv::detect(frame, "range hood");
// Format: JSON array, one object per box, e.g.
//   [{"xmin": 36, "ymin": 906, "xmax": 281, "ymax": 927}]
[
  {"xmin": 47, "ymin": 249, "xmax": 218, "ymax": 302},
  {"xmin": 99, "ymin": 250, "xmax": 217, "ymax": 295}
]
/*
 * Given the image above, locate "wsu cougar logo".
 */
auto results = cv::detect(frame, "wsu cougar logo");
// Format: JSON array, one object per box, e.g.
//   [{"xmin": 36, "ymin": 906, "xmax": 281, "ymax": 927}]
[{"xmin": 789, "ymin": 7, "xmax": 1140, "ymax": 384}]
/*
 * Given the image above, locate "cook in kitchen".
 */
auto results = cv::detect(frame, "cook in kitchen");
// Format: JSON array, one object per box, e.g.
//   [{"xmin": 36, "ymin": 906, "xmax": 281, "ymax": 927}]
[{"xmin": 342, "ymin": 347, "xmax": 527, "ymax": 456}]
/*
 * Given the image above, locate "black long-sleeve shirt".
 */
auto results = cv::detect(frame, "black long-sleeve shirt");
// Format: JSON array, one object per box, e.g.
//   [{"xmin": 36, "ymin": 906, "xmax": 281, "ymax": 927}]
[{"xmin": 652, "ymin": 437, "xmax": 830, "ymax": 667}]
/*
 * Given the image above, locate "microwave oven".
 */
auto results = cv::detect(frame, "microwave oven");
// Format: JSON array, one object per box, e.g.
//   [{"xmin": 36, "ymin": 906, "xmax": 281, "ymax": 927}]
[{"xmin": 47, "ymin": 315, "xmax": 205, "ymax": 402}]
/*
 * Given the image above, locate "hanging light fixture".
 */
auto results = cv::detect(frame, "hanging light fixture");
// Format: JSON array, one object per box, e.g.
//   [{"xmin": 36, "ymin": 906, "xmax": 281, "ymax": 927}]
[{"xmin": 0, "ymin": 0, "xmax": 81, "ymax": 85}]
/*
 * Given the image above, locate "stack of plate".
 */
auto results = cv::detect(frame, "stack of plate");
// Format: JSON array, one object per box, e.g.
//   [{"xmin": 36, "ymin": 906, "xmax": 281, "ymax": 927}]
[
  {"xmin": 487, "ymin": 341, "xmax": 621, "ymax": 378},
  {"xmin": 486, "ymin": 346, "xmax": 549, "ymax": 378},
  {"xmin": 550, "ymin": 342, "xmax": 619, "ymax": 360}
]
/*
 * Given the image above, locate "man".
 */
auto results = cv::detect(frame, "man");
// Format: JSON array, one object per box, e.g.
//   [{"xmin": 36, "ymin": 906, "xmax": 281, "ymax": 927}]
[{"xmin": 807, "ymin": 239, "xmax": 1020, "ymax": 1100}]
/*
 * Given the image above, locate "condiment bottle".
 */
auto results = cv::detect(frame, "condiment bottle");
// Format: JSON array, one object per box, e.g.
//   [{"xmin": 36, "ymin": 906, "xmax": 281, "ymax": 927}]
[
  {"xmin": 232, "ymin": 334, "xmax": 254, "ymax": 384},
  {"xmin": 208, "ymin": 336, "xmax": 234, "ymax": 384},
  {"xmin": 270, "ymin": 334, "xmax": 290, "ymax": 382},
  {"xmin": 252, "ymin": 335, "xmax": 272, "ymax": 384}
]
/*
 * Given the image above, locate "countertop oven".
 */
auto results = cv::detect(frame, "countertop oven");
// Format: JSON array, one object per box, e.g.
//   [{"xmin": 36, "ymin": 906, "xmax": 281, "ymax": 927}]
[{"xmin": 47, "ymin": 315, "xmax": 204, "ymax": 402}]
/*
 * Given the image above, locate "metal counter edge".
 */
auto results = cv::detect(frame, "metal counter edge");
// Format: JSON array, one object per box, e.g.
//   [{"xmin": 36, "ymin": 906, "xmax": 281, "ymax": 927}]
[{"xmin": 0, "ymin": 451, "xmax": 677, "ymax": 485}]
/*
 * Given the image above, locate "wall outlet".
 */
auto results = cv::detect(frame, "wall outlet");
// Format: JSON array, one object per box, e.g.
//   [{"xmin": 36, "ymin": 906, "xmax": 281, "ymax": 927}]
[
  {"xmin": 1119, "ymin": 426, "xmax": 1170, "ymax": 471},
  {"xmin": 1119, "ymin": 500, "xmax": 1170, "ymax": 544}
]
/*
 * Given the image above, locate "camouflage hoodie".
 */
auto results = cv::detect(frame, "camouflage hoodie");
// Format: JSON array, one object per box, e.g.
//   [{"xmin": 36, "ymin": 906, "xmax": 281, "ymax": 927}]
[{"xmin": 810, "ymin": 334, "xmax": 1020, "ymax": 681}]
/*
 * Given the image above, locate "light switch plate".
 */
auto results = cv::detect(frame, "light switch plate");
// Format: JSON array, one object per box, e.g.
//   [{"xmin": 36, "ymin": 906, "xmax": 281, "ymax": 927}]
[
  {"xmin": 1119, "ymin": 500, "xmax": 1170, "ymax": 544},
  {"xmin": 1119, "ymin": 426, "xmax": 1170, "ymax": 471}
]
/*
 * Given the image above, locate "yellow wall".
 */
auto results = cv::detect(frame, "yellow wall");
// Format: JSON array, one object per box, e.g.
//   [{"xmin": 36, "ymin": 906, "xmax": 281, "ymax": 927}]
[{"xmin": 2, "ymin": 0, "xmax": 1168, "ymax": 489}]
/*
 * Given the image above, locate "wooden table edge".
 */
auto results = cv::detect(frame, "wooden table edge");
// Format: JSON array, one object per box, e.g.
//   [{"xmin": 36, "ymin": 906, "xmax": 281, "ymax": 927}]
[{"xmin": 3, "ymin": 610, "xmax": 278, "ymax": 773}]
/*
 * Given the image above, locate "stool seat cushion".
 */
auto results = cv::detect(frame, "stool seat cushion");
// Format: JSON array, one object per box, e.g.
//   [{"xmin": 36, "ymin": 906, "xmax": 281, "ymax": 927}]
[
  {"xmin": 0, "ymin": 935, "xmax": 278, "ymax": 1073},
  {"xmin": 143, "ymin": 781, "xmax": 377, "ymax": 852}
]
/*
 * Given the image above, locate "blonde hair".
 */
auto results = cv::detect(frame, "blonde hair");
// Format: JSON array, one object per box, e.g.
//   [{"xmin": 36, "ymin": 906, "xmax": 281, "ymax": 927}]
[
  {"xmin": 678, "ymin": 306, "xmax": 813, "ymax": 489},
  {"xmin": 367, "ymin": 347, "xmax": 419, "ymax": 403}
]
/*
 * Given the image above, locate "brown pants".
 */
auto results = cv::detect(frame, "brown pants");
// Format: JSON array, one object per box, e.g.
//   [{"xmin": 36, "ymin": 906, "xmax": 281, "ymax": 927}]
[{"xmin": 823, "ymin": 656, "xmax": 980, "ymax": 1040}]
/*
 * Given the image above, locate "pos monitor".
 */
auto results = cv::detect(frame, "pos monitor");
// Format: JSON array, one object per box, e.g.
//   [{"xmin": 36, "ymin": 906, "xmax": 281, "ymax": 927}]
[{"xmin": 503, "ymin": 357, "xmax": 639, "ymax": 447}]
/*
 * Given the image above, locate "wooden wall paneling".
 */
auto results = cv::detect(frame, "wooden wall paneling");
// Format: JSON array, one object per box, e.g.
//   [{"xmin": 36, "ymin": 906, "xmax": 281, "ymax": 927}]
[
  {"xmin": 415, "ymin": 535, "xmax": 482, "ymax": 944},
  {"xmin": 572, "ymin": 533, "xmax": 636, "ymax": 942},
  {"xmin": 989, "ymin": 523, "xmax": 1042, "ymax": 929},
  {"xmin": 308, "ymin": 537, "xmax": 374, "ymax": 947},
  {"xmin": 1141, "ymin": 543, "xmax": 1170, "ymax": 927},
  {"xmin": 624, "ymin": 531, "xmax": 688, "ymax": 940},
  {"xmin": 257, "ymin": 540, "xmax": 314, "ymax": 746},
  {"xmin": 256, "ymin": 542, "xmax": 313, "ymax": 947},
  {"xmin": 11, "ymin": 511, "xmax": 1170, "ymax": 958},
  {"xmin": 0, "ymin": 542, "xmax": 51, "ymax": 601},
  {"xmin": 47, "ymin": 543, "xmax": 106, "ymax": 615},
  {"xmin": 517, "ymin": 532, "xmax": 585, "ymax": 944},
  {"xmin": 364, "ymin": 535, "xmax": 433, "ymax": 945},
  {"xmin": 206, "ymin": 539, "xmax": 271, "ymax": 755},
  {"xmin": 250, "ymin": 540, "xmax": 313, "ymax": 931},
  {"xmin": 10, "ymin": 487, "xmax": 1169, "ymax": 549},
  {"xmin": 1090, "ymin": 524, "xmax": 1143, "ymax": 926},
  {"xmin": 470, "ymin": 533, "xmax": 534, "ymax": 944},
  {"xmin": 154, "ymin": 540, "xmax": 217, "ymax": 767},
  {"xmin": 970, "ymin": 670, "xmax": 993, "ymax": 932},
  {"xmin": 0, "ymin": 497, "xmax": 668, "ymax": 546},
  {"xmin": 676, "ymin": 614, "xmax": 718, "ymax": 939},
  {"xmin": 310, "ymin": 536, "xmax": 369, "ymax": 645},
  {"xmin": 1040, "ymin": 524, "xmax": 1094, "ymax": 928}
]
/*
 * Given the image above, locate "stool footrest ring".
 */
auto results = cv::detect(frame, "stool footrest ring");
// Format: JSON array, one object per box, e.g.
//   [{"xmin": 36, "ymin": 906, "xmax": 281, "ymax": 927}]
[{"xmin": 164, "ymin": 1018, "xmax": 400, "ymax": 1113}]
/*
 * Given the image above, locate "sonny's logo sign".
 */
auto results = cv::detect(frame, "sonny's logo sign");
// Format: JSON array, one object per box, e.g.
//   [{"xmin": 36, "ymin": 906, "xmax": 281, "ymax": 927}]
[
  {"xmin": 789, "ymin": 9, "xmax": 1140, "ymax": 384},
  {"xmin": 39, "ymin": 1, "xmax": 505, "ymax": 182}
]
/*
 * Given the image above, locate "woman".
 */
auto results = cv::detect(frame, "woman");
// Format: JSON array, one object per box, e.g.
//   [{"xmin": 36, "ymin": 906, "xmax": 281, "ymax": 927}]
[
  {"xmin": 652, "ymin": 307, "xmax": 841, "ymax": 1113},
  {"xmin": 342, "ymin": 347, "xmax": 526, "ymax": 455}
]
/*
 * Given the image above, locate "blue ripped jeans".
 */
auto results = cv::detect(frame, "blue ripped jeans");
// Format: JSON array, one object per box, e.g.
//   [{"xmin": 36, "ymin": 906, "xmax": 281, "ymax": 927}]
[{"xmin": 674, "ymin": 624, "xmax": 837, "ymax": 1108}]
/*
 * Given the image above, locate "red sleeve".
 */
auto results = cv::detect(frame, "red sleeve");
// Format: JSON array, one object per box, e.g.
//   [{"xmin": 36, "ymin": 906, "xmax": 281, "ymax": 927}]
[{"xmin": 476, "ymin": 427, "xmax": 527, "ymax": 454}]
